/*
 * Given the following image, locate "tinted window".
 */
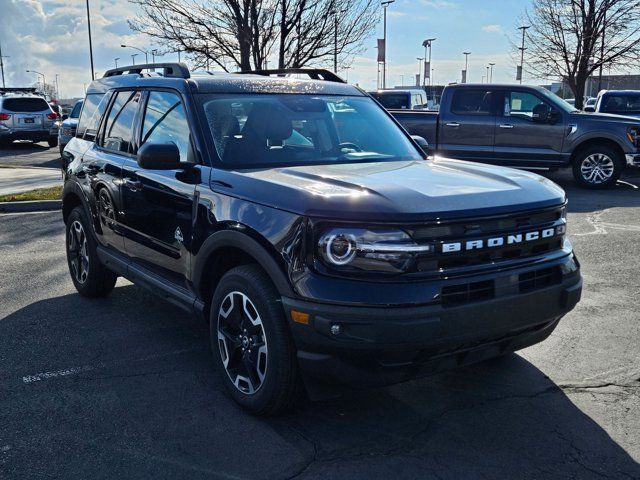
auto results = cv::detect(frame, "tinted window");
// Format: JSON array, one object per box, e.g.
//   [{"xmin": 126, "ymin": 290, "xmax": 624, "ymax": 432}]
[
  {"xmin": 70, "ymin": 101, "xmax": 83, "ymax": 119},
  {"xmin": 370, "ymin": 92, "xmax": 410, "ymax": 109},
  {"xmin": 102, "ymin": 91, "xmax": 140, "ymax": 154},
  {"xmin": 2, "ymin": 97, "xmax": 50, "ymax": 112},
  {"xmin": 200, "ymin": 94, "xmax": 422, "ymax": 168},
  {"xmin": 503, "ymin": 91, "xmax": 546, "ymax": 120},
  {"xmin": 141, "ymin": 91, "xmax": 190, "ymax": 162},
  {"xmin": 451, "ymin": 90, "xmax": 493, "ymax": 115},
  {"xmin": 77, "ymin": 93, "xmax": 106, "ymax": 140},
  {"xmin": 601, "ymin": 94, "xmax": 640, "ymax": 114}
]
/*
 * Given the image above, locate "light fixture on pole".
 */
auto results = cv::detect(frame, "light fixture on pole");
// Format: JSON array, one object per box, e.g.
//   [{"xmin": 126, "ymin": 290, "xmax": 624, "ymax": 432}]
[
  {"xmin": 121, "ymin": 44, "xmax": 149, "ymax": 63},
  {"xmin": 517, "ymin": 25, "xmax": 530, "ymax": 84},
  {"xmin": 488, "ymin": 62, "xmax": 495, "ymax": 83},
  {"xmin": 462, "ymin": 51, "xmax": 471, "ymax": 83},
  {"xmin": 131, "ymin": 53, "xmax": 138, "ymax": 65},
  {"xmin": 114, "ymin": 57, "xmax": 120, "ymax": 68},
  {"xmin": 26, "ymin": 69, "xmax": 45, "ymax": 94},
  {"xmin": 422, "ymin": 38, "xmax": 435, "ymax": 88},
  {"xmin": 380, "ymin": 0, "xmax": 395, "ymax": 89}
]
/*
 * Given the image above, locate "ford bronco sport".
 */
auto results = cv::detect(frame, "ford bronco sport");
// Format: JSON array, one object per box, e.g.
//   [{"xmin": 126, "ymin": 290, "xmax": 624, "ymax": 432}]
[{"xmin": 62, "ymin": 64, "xmax": 582, "ymax": 415}]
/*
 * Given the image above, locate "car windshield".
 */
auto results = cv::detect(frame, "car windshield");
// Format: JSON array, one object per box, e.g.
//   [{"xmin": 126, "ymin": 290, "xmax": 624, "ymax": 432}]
[
  {"xmin": 601, "ymin": 94, "xmax": 640, "ymax": 114},
  {"xmin": 199, "ymin": 94, "xmax": 423, "ymax": 168},
  {"xmin": 538, "ymin": 89, "xmax": 576, "ymax": 113}
]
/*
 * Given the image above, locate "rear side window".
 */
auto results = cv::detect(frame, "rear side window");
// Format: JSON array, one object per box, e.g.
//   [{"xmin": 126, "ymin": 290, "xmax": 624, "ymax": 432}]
[
  {"xmin": 371, "ymin": 93, "xmax": 410, "ymax": 109},
  {"xmin": 77, "ymin": 93, "xmax": 106, "ymax": 140},
  {"xmin": 2, "ymin": 97, "xmax": 50, "ymax": 112},
  {"xmin": 70, "ymin": 101, "xmax": 83, "ymax": 119},
  {"xmin": 101, "ymin": 91, "xmax": 141, "ymax": 154},
  {"xmin": 141, "ymin": 91, "xmax": 191, "ymax": 162},
  {"xmin": 451, "ymin": 90, "xmax": 493, "ymax": 115}
]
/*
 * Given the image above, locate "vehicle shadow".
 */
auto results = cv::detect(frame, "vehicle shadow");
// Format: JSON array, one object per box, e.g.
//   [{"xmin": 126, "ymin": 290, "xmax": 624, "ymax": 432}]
[
  {"xmin": 1, "ymin": 285, "xmax": 638, "ymax": 479},
  {"xmin": 0, "ymin": 141, "xmax": 61, "ymax": 168}
]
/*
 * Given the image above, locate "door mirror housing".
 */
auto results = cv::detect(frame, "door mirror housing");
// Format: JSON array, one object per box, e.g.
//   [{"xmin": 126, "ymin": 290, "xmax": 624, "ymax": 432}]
[
  {"xmin": 532, "ymin": 103, "xmax": 553, "ymax": 123},
  {"xmin": 583, "ymin": 106, "xmax": 596, "ymax": 113},
  {"xmin": 62, "ymin": 114, "xmax": 69, "ymax": 121},
  {"xmin": 137, "ymin": 142, "xmax": 181, "ymax": 170},
  {"xmin": 411, "ymin": 135, "xmax": 430, "ymax": 155}
]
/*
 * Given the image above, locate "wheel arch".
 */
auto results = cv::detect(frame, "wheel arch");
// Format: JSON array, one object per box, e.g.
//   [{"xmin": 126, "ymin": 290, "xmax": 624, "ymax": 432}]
[
  {"xmin": 193, "ymin": 229, "xmax": 295, "ymax": 318},
  {"xmin": 570, "ymin": 137, "xmax": 626, "ymax": 165}
]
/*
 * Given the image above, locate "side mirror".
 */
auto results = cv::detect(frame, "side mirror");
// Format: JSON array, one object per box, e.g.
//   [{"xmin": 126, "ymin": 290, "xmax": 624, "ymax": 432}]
[
  {"xmin": 411, "ymin": 135, "xmax": 430, "ymax": 155},
  {"xmin": 137, "ymin": 142, "xmax": 181, "ymax": 170},
  {"xmin": 62, "ymin": 114, "xmax": 69, "ymax": 120},
  {"xmin": 583, "ymin": 106, "xmax": 595, "ymax": 113},
  {"xmin": 532, "ymin": 103, "xmax": 552, "ymax": 123}
]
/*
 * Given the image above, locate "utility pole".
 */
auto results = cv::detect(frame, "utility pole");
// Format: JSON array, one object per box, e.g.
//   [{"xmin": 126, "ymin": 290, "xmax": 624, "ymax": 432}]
[
  {"xmin": 598, "ymin": 7, "xmax": 606, "ymax": 92},
  {"xmin": 416, "ymin": 57, "xmax": 423, "ymax": 86},
  {"xmin": 381, "ymin": 0, "xmax": 395, "ymax": 89},
  {"xmin": 0, "ymin": 39, "xmax": 5, "ymax": 88},
  {"xmin": 86, "ymin": 0, "xmax": 95, "ymax": 80},
  {"xmin": 462, "ymin": 51, "xmax": 471, "ymax": 83},
  {"xmin": 518, "ymin": 25, "xmax": 530, "ymax": 84},
  {"xmin": 114, "ymin": 57, "xmax": 119, "ymax": 68},
  {"xmin": 488, "ymin": 63, "xmax": 495, "ymax": 83}
]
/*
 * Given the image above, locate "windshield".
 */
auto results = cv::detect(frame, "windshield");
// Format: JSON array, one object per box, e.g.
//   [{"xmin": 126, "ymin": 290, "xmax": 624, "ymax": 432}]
[
  {"xmin": 601, "ymin": 94, "xmax": 640, "ymax": 114},
  {"xmin": 199, "ymin": 94, "xmax": 422, "ymax": 168},
  {"xmin": 538, "ymin": 89, "xmax": 576, "ymax": 113}
]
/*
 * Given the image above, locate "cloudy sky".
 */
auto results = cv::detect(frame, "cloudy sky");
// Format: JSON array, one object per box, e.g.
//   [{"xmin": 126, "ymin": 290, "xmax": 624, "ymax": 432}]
[{"xmin": 0, "ymin": 0, "xmax": 533, "ymax": 98}]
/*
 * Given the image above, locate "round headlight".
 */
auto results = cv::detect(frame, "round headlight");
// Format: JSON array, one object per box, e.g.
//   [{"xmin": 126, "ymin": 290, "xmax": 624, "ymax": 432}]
[{"xmin": 325, "ymin": 233, "xmax": 357, "ymax": 265}]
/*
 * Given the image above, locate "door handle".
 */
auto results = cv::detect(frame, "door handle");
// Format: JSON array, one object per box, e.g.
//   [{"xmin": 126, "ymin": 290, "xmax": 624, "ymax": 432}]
[
  {"xmin": 499, "ymin": 124, "xmax": 514, "ymax": 129},
  {"xmin": 445, "ymin": 122, "xmax": 460, "ymax": 128},
  {"xmin": 124, "ymin": 179, "xmax": 142, "ymax": 192}
]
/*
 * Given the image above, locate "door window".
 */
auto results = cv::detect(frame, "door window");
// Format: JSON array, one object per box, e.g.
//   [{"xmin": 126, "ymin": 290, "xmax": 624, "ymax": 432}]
[
  {"xmin": 141, "ymin": 91, "xmax": 191, "ymax": 162},
  {"xmin": 503, "ymin": 91, "xmax": 547, "ymax": 121},
  {"xmin": 451, "ymin": 90, "xmax": 493, "ymax": 115},
  {"xmin": 77, "ymin": 93, "xmax": 107, "ymax": 140},
  {"xmin": 101, "ymin": 91, "xmax": 141, "ymax": 154}
]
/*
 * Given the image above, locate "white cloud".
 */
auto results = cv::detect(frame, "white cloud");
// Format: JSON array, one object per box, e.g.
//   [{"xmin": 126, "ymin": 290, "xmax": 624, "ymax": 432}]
[
  {"xmin": 482, "ymin": 24, "xmax": 504, "ymax": 34},
  {"xmin": 388, "ymin": 11, "xmax": 408, "ymax": 17},
  {"xmin": 419, "ymin": 0, "xmax": 458, "ymax": 8}
]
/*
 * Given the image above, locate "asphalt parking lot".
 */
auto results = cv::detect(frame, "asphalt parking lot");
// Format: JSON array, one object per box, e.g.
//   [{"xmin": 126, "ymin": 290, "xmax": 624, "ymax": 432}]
[{"xmin": 1, "ymin": 144, "xmax": 639, "ymax": 479}]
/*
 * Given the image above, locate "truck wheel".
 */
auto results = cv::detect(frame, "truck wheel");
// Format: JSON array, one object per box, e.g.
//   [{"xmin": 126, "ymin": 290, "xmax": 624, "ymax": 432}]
[
  {"xmin": 48, "ymin": 136, "xmax": 58, "ymax": 148},
  {"xmin": 572, "ymin": 145, "xmax": 623, "ymax": 189},
  {"xmin": 65, "ymin": 207, "xmax": 117, "ymax": 297},
  {"xmin": 210, "ymin": 265, "xmax": 300, "ymax": 416}
]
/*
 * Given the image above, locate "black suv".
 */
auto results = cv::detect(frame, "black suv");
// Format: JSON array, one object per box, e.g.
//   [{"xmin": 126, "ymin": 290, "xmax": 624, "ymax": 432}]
[{"xmin": 62, "ymin": 64, "xmax": 582, "ymax": 415}]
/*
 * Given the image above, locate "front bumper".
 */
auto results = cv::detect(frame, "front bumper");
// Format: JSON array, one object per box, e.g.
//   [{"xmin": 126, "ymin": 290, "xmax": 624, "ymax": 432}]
[
  {"xmin": 283, "ymin": 255, "xmax": 582, "ymax": 388},
  {"xmin": 625, "ymin": 154, "xmax": 640, "ymax": 167}
]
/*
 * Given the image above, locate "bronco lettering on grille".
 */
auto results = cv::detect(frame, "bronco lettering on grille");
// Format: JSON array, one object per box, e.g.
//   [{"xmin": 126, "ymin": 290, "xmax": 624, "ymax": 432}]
[{"xmin": 440, "ymin": 225, "xmax": 564, "ymax": 254}]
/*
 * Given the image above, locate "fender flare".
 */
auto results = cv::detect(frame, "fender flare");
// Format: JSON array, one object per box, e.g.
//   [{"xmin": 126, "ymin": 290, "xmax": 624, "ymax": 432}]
[{"xmin": 192, "ymin": 229, "xmax": 295, "ymax": 299}]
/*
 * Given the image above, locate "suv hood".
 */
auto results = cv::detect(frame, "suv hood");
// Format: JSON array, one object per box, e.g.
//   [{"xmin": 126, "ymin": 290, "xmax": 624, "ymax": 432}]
[
  {"xmin": 61, "ymin": 118, "xmax": 79, "ymax": 128},
  {"xmin": 572, "ymin": 111, "xmax": 640, "ymax": 124},
  {"xmin": 214, "ymin": 158, "xmax": 565, "ymax": 221}
]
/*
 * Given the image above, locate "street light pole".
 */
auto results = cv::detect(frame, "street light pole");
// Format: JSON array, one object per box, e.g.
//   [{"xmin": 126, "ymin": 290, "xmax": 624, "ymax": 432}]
[
  {"xmin": 0, "ymin": 39, "xmax": 6, "ymax": 88},
  {"xmin": 114, "ymin": 57, "xmax": 119, "ymax": 68},
  {"xmin": 381, "ymin": 0, "xmax": 395, "ymax": 89},
  {"xmin": 131, "ymin": 53, "xmax": 138, "ymax": 65},
  {"xmin": 486, "ymin": 65, "xmax": 489, "ymax": 83},
  {"xmin": 55, "ymin": 74, "xmax": 60, "ymax": 100},
  {"xmin": 518, "ymin": 25, "xmax": 530, "ymax": 84},
  {"xmin": 416, "ymin": 57, "xmax": 423, "ymax": 87},
  {"xmin": 598, "ymin": 8, "xmax": 606, "ymax": 91},
  {"xmin": 463, "ymin": 51, "xmax": 471, "ymax": 83},
  {"xmin": 85, "ymin": 0, "xmax": 95, "ymax": 80},
  {"xmin": 121, "ymin": 45, "xmax": 149, "ymax": 64},
  {"xmin": 26, "ymin": 70, "xmax": 45, "ymax": 95},
  {"xmin": 488, "ymin": 63, "xmax": 495, "ymax": 83}
]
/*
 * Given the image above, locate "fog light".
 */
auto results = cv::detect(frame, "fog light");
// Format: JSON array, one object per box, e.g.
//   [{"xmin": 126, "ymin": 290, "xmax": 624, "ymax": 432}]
[{"xmin": 330, "ymin": 324, "xmax": 342, "ymax": 335}]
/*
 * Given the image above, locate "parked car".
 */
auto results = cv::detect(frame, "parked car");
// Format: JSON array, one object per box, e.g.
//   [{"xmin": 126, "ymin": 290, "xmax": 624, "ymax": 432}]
[
  {"xmin": 62, "ymin": 64, "xmax": 581, "ymax": 415},
  {"xmin": 585, "ymin": 90, "xmax": 640, "ymax": 119},
  {"xmin": 58, "ymin": 99, "xmax": 83, "ymax": 157},
  {"xmin": 0, "ymin": 88, "xmax": 59, "ymax": 147},
  {"xmin": 369, "ymin": 88, "xmax": 430, "ymax": 110},
  {"xmin": 390, "ymin": 83, "xmax": 640, "ymax": 188}
]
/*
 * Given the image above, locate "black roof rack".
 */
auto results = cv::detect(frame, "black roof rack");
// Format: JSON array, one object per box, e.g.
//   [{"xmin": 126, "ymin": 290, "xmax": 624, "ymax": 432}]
[
  {"xmin": 240, "ymin": 68, "xmax": 346, "ymax": 84},
  {"xmin": 0, "ymin": 87, "xmax": 38, "ymax": 96},
  {"xmin": 103, "ymin": 63, "xmax": 190, "ymax": 79}
]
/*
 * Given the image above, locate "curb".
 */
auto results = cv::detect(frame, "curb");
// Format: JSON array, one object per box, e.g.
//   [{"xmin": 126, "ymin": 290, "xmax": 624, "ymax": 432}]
[{"xmin": 0, "ymin": 200, "xmax": 62, "ymax": 213}]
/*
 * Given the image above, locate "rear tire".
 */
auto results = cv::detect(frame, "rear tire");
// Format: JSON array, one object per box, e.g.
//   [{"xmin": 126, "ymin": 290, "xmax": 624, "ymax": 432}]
[
  {"xmin": 572, "ymin": 145, "xmax": 623, "ymax": 189},
  {"xmin": 65, "ymin": 206, "xmax": 117, "ymax": 297},
  {"xmin": 48, "ymin": 136, "xmax": 58, "ymax": 148},
  {"xmin": 210, "ymin": 265, "xmax": 300, "ymax": 416}
]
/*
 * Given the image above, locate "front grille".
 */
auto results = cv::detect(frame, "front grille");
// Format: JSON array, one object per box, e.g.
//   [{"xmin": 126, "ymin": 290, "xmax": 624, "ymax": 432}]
[{"xmin": 407, "ymin": 205, "xmax": 566, "ymax": 275}]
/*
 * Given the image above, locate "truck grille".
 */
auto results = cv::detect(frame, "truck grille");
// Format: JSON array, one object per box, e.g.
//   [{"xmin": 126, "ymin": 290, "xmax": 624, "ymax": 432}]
[{"xmin": 408, "ymin": 205, "xmax": 566, "ymax": 276}]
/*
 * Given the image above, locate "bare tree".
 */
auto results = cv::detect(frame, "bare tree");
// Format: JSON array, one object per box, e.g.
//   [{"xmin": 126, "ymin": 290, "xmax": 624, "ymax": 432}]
[
  {"xmin": 522, "ymin": 0, "xmax": 640, "ymax": 109},
  {"xmin": 128, "ymin": 0, "xmax": 378, "ymax": 72}
]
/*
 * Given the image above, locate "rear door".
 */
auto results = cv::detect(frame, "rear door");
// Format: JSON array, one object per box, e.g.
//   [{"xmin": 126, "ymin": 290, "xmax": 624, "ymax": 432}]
[
  {"xmin": 438, "ymin": 88, "xmax": 496, "ymax": 163},
  {"xmin": 493, "ymin": 88, "xmax": 567, "ymax": 166},
  {"xmin": 120, "ymin": 89, "xmax": 197, "ymax": 286}
]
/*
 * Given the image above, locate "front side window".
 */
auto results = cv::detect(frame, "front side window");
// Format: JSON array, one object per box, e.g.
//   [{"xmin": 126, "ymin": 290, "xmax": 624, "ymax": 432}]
[
  {"xmin": 141, "ymin": 91, "xmax": 190, "ymax": 162},
  {"xmin": 101, "ymin": 91, "xmax": 140, "ymax": 154},
  {"xmin": 504, "ymin": 91, "xmax": 547, "ymax": 120},
  {"xmin": 451, "ymin": 90, "xmax": 493, "ymax": 115},
  {"xmin": 199, "ymin": 94, "xmax": 422, "ymax": 168},
  {"xmin": 601, "ymin": 94, "xmax": 640, "ymax": 114},
  {"xmin": 70, "ymin": 101, "xmax": 83, "ymax": 119},
  {"xmin": 77, "ymin": 93, "xmax": 107, "ymax": 140}
]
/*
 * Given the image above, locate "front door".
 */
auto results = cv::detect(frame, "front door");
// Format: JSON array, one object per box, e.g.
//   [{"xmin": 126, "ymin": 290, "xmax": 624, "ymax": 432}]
[
  {"xmin": 493, "ymin": 89, "xmax": 567, "ymax": 167},
  {"xmin": 120, "ymin": 90, "xmax": 197, "ymax": 286},
  {"xmin": 438, "ymin": 88, "xmax": 496, "ymax": 163}
]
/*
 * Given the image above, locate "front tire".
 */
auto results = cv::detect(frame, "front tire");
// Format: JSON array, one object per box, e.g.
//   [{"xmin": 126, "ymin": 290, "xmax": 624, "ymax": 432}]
[
  {"xmin": 210, "ymin": 265, "xmax": 300, "ymax": 416},
  {"xmin": 572, "ymin": 145, "xmax": 623, "ymax": 189},
  {"xmin": 65, "ymin": 207, "xmax": 117, "ymax": 297},
  {"xmin": 48, "ymin": 136, "xmax": 58, "ymax": 148}
]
